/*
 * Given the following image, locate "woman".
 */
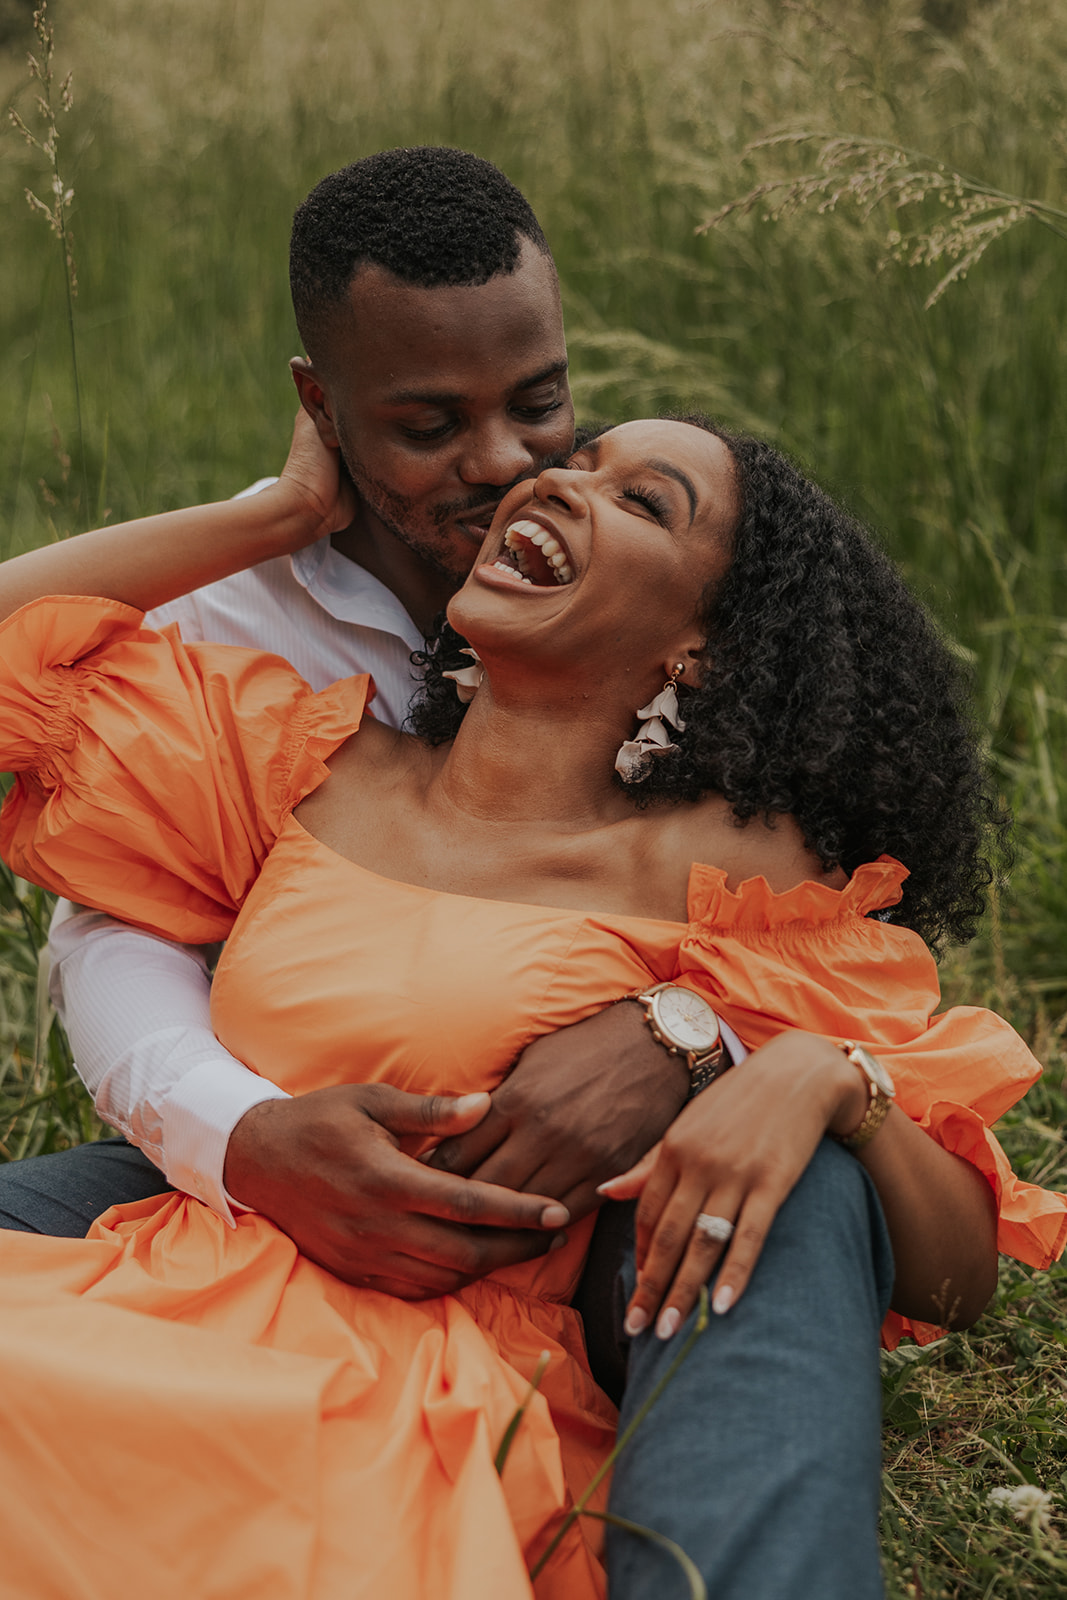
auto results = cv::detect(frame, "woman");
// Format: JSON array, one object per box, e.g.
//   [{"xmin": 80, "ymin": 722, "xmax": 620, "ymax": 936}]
[{"xmin": 0, "ymin": 413, "xmax": 1060, "ymax": 1599}]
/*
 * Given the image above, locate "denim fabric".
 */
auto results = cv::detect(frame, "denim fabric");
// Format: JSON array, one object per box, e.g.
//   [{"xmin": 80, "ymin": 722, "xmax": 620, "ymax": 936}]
[
  {"xmin": 578, "ymin": 1139, "xmax": 893, "ymax": 1600},
  {"xmin": 0, "ymin": 1138, "xmax": 173, "ymax": 1234}
]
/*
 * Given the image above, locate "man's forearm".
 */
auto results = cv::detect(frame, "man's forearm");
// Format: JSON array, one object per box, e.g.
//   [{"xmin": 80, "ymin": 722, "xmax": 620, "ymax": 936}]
[{"xmin": 49, "ymin": 904, "xmax": 287, "ymax": 1218}]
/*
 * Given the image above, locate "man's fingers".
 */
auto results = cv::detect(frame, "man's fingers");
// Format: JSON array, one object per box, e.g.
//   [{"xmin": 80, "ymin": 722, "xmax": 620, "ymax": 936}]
[
  {"xmin": 465, "ymin": 1139, "xmax": 548, "ymax": 1195},
  {"xmin": 363, "ymin": 1084, "xmax": 492, "ymax": 1140},
  {"xmin": 392, "ymin": 1159, "xmax": 568, "ymax": 1233},
  {"xmin": 464, "ymin": 1227, "xmax": 569, "ymax": 1277},
  {"xmin": 379, "ymin": 1223, "xmax": 567, "ymax": 1290},
  {"xmin": 350, "ymin": 1231, "xmax": 560, "ymax": 1296},
  {"xmin": 426, "ymin": 1103, "xmax": 510, "ymax": 1176}
]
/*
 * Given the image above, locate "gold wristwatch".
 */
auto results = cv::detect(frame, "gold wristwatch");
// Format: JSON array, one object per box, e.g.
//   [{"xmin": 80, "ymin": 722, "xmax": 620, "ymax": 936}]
[
  {"xmin": 633, "ymin": 982, "xmax": 729, "ymax": 1097},
  {"xmin": 833, "ymin": 1041, "xmax": 895, "ymax": 1150}
]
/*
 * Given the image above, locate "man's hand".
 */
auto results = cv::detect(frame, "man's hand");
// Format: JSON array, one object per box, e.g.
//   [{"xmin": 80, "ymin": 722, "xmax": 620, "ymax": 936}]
[
  {"xmin": 277, "ymin": 390, "xmax": 359, "ymax": 542},
  {"xmin": 223, "ymin": 1084, "xmax": 569, "ymax": 1297},
  {"xmin": 427, "ymin": 1002, "xmax": 689, "ymax": 1218}
]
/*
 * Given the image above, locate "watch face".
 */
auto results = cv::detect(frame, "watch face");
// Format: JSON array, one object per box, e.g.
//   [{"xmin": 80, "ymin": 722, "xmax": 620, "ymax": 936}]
[
  {"xmin": 655, "ymin": 987, "xmax": 721, "ymax": 1052},
  {"xmin": 851, "ymin": 1045, "xmax": 896, "ymax": 1098}
]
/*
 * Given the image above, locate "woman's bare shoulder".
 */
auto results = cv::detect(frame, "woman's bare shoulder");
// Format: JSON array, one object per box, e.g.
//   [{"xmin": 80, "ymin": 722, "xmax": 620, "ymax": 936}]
[
  {"xmin": 295, "ymin": 718, "xmax": 430, "ymax": 834},
  {"xmin": 326, "ymin": 713, "xmax": 409, "ymax": 761},
  {"xmin": 666, "ymin": 795, "xmax": 848, "ymax": 894}
]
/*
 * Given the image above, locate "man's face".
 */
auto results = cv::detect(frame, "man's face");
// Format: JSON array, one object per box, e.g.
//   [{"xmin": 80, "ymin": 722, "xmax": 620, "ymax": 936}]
[{"xmin": 295, "ymin": 239, "xmax": 574, "ymax": 582}]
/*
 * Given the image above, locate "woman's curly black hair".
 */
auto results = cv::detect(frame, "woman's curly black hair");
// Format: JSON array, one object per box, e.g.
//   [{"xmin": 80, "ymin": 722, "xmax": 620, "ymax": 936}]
[{"xmin": 411, "ymin": 416, "xmax": 1006, "ymax": 950}]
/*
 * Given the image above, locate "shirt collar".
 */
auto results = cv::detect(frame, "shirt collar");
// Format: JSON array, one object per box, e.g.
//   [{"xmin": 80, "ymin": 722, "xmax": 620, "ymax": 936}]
[{"xmin": 290, "ymin": 537, "xmax": 424, "ymax": 653}]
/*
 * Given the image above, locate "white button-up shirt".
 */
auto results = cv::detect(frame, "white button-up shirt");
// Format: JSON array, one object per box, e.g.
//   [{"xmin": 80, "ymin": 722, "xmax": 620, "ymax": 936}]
[{"xmin": 49, "ymin": 494, "xmax": 425, "ymax": 1220}]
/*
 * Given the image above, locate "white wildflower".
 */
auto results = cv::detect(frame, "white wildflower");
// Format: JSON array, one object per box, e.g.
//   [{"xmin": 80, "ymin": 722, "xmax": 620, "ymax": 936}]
[{"xmin": 987, "ymin": 1484, "xmax": 1054, "ymax": 1530}]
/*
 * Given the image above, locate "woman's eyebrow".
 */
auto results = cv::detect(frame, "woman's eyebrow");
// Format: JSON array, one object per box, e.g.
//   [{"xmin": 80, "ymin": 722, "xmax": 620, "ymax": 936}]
[{"xmin": 646, "ymin": 459, "xmax": 697, "ymax": 523}]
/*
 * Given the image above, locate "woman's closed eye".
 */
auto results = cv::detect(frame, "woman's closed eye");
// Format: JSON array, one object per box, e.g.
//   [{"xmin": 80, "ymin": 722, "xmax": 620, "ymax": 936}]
[{"xmin": 621, "ymin": 484, "xmax": 671, "ymax": 525}]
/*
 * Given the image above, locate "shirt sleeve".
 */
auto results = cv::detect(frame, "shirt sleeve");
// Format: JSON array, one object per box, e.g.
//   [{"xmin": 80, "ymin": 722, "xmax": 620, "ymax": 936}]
[
  {"xmin": 146, "ymin": 591, "xmax": 209, "ymax": 641},
  {"xmin": 48, "ymin": 903, "xmax": 288, "ymax": 1222},
  {"xmin": 675, "ymin": 857, "xmax": 1067, "ymax": 1347},
  {"xmin": 0, "ymin": 595, "xmax": 370, "ymax": 943}
]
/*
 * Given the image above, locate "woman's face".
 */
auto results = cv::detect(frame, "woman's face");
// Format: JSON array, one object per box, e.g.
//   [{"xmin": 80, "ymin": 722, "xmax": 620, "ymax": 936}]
[{"xmin": 447, "ymin": 419, "xmax": 738, "ymax": 685}]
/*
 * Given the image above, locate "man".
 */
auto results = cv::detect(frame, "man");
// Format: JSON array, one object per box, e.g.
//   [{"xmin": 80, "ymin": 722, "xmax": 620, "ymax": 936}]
[
  {"xmin": 0, "ymin": 148, "xmax": 891, "ymax": 1598},
  {"xmin": 2, "ymin": 147, "xmax": 693, "ymax": 1278}
]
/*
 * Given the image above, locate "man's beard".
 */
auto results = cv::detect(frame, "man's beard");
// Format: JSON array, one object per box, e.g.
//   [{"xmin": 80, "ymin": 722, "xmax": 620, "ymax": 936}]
[{"xmin": 338, "ymin": 436, "xmax": 576, "ymax": 584}]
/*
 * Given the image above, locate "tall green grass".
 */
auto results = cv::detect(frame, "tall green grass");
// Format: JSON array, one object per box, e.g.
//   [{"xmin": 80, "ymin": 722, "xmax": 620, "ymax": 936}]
[{"xmin": 2, "ymin": 1, "xmax": 1067, "ymax": 1591}]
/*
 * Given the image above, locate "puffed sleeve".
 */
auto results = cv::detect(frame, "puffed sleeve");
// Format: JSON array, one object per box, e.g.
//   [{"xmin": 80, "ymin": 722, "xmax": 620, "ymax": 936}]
[
  {"xmin": 675, "ymin": 856, "xmax": 1067, "ymax": 1347},
  {"xmin": 0, "ymin": 596, "xmax": 370, "ymax": 943}
]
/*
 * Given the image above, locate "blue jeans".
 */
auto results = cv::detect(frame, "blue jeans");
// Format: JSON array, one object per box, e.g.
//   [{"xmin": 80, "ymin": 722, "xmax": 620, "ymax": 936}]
[
  {"xmin": 0, "ymin": 1136, "xmax": 892, "ymax": 1598},
  {"xmin": 0, "ymin": 1137, "xmax": 173, "ymax": 1234},
  {"xmin": 586, "ymin": 1139, "xmax": 893, "ymax": 1600}
]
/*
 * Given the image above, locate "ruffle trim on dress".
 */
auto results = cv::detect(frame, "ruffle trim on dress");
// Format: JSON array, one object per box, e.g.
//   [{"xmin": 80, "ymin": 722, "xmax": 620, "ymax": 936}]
[
  {"xmin": 0, "ymin": 593, "xmax": 145, "ymax": 657},
  {"xmin": 685, "ymin": 855, "xmax": 909, "ymax": 933},
  {"xmin": 0, "ymin": 595, "xmax": 148, "ymax": 758},
  {"xmin": 883, "ymin": 1097, "xmax": 1067, "ymax": 1349},
  {"xmin": 277, "ymin": 672, "xmax": 374, "ymax": 817}
]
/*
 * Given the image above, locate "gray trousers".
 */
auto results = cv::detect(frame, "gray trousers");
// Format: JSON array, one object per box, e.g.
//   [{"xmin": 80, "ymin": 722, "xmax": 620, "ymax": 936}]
[{"xmin": 0, "ymin": 1136, "xmax": 891, "ymax": 1599}]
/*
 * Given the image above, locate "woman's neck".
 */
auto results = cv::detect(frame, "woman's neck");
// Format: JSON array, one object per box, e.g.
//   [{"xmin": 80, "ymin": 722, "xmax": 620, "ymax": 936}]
[{"xmin": 427, "ymin": 674, "xmax": 641, "ymax": 833}]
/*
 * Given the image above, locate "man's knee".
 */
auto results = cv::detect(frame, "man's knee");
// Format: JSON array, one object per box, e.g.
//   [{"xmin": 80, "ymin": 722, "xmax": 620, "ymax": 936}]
[
  {"xmin": 0, "ymin": 1140, "xmax": 172, "ymax": 1236},
  {"xmin": 765, "ymin": 1138, "xmax": 894, "ymax": 1322}
]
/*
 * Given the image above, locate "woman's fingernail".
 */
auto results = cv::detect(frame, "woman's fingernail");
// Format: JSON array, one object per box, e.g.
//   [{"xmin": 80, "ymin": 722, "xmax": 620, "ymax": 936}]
[
  {"xmin": 712, "ymin": 1284, "xmax": 735, "ymax": 1316},
  {"xmin": 656, "ymin": 1307, "xmax": 681, "ymax": 1340},
  {"xmin": 548, "ymin": 1232, "xmax": 568, "ymax": 1251},
  {"xmin": 540, "ymin": 1203, "xmax": 569, "ymax": 1228},
  {"xmin": 624, "ymin": 1307, "xmax": 649, "ymax": 1337},
  {"xmin": 595, "ymin": 1180, "xmax": 615, "ymax": 1195}
]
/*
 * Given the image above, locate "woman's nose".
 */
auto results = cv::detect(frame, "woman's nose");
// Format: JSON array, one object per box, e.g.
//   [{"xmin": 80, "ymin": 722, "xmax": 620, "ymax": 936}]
[{"xmin": 531, "ymin": 465, "xmax": 588, "ymax": 513}]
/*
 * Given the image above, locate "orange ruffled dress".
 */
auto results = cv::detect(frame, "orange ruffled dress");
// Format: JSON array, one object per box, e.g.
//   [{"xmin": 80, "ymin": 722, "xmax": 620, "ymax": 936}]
[{"xmin": 0, "ymin": 597, "xmax": 1063, "ymax": 1600}]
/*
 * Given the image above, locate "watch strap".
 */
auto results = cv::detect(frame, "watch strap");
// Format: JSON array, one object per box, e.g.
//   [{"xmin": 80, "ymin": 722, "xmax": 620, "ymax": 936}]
[{"xmin": 833, "ymin": 1043, "xmax": 893, "ymax": 1151}]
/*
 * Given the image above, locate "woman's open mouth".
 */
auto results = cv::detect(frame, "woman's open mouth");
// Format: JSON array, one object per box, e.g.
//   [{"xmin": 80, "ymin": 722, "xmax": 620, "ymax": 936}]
[{"xmin": 486, "ymin": 519, "xmax": 576, "ymax": 588}]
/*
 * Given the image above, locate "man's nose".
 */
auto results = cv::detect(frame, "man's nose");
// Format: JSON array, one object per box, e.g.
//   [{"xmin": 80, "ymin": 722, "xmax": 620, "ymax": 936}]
[{"xmin": 456, "ymin": 424, "xmax": 537, "ymax": 487}]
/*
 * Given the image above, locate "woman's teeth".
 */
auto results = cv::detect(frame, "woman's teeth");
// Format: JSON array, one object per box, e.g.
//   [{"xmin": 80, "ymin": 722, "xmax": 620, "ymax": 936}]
[
  {"xmin": 489, "ymin": 561, "xmax": 534, "ymax": 585},
  {"xmin": 502, "ymin": 520, "xmax": 575, "ymax": 585}
]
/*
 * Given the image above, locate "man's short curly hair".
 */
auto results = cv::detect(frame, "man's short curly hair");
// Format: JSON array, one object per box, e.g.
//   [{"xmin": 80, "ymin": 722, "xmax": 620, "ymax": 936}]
[
  {"xmin": 290, "ymin": 147, "xmax": 552, "ymax": 360},
  {"xmin": 410, "ymin": 416, "xmax": 1006, "ymax": 950}
]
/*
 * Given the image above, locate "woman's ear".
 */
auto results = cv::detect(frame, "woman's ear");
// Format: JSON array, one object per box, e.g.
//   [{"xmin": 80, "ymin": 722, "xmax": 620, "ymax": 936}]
[
  {"xmin": 662, "ymin": 636, "xmax": 705, "ymax": 689},
  {"xmin": 290, "ymin": 357, "xmax": 340, "ymax": 451}
]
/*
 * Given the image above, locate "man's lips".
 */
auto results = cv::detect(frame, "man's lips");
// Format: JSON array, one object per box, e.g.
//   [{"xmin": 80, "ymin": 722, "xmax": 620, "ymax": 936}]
[{"xmin": 446, "ymin": 503, "xmax": 503, "ymax": 539}]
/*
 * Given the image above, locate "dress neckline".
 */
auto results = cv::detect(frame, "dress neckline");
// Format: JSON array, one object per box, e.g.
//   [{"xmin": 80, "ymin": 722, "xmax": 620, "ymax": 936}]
[
  {"xmin": 283, "ymin": 814, "xmax": 689, "ymax": 929},
  {"xmin": 281, "ymin": 816, "xmax": 908, "ymax": 932}
]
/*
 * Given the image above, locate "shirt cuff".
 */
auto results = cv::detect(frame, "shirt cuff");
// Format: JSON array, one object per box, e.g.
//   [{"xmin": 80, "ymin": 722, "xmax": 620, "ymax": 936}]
[
  {"xmin": 719, "ymin": 1018, "xmax": 746, "ymax": 1065},
  {"xmin": 161, "ymin": 1059, "xmax": 290, "ymax": 1225}
]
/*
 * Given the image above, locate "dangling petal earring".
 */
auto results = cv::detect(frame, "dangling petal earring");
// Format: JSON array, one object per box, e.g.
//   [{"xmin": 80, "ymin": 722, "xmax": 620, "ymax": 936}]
[
  {"xmin": 615, "ymin": 664, "xmax": 687, "ymax": 783},
  {"xmin": 442, "ymin": 647, "xmax": 484, "ymax": 704}
]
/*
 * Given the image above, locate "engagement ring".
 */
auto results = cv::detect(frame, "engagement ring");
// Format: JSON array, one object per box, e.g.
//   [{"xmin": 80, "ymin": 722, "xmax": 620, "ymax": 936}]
[{"xmin": 694, "ymin": 1213, "xmax": 735, "ymax": 1244}]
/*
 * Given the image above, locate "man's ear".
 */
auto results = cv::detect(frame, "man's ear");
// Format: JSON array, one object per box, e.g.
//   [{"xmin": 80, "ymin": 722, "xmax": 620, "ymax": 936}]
[{"xmin": 290, "ymin": 357, "xmax": 340, "ymax": 450}]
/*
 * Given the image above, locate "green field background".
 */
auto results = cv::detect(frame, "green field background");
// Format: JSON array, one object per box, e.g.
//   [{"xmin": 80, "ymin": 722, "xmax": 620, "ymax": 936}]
[{"xmin": 3, "ymin": 1, "xmax": 1067, "ymax": 1590}]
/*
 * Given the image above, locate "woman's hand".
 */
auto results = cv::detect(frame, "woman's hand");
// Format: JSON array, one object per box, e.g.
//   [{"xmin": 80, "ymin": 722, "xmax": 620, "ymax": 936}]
[
  {"xmin": 276, "ymin": 400, "xmax": 359, "ymax": 541},
  {"xmin": 597, "ymin": 1031, "xmax": 867, "ymax": 1338}
]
